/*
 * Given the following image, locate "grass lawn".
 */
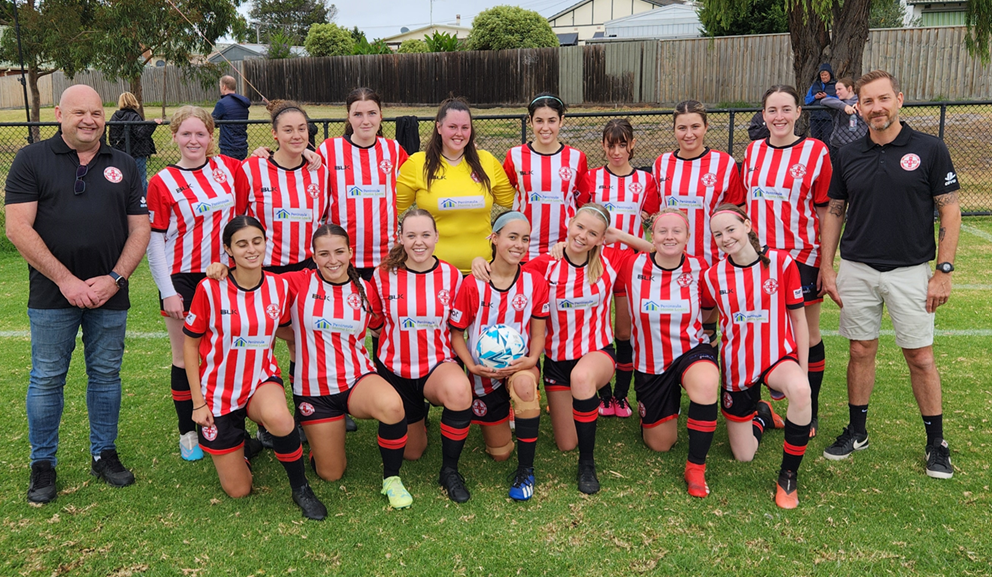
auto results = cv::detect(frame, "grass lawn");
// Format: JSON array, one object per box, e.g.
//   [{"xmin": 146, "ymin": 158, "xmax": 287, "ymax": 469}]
[{"xmin": 0, "ymin": 220, "xmax": 991, "ymax": 576}]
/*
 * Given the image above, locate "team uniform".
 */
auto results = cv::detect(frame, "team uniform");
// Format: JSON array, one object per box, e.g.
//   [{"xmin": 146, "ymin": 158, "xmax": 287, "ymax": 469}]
[
  {"xmin": 618, "ymin": 252, "xmax": 717, "ymax": 427},
  {"xmin": 318, "ymin": 136, "xmax": 408, "ymax": 275},
  {"xmin": 653, "ymin": 148, "xmax": 746, "ymax": 266},
  {"xmin": 240, "ymin": 157, "xmax": 329, "ymax": 270},
  {"xmin": 743, "ymin": 137, "xmax": 832, "ymax": 302},
  {"xmin": 700, "ymin": 248, "xmax": 804, "ymax": 421},
  {"xmin": 449, "ymin": 268, "xmax": 550, "ymax": 425},
  {"xmin": 183, "ymin": 273, "xmax": 291, "ymax": 454},
  {"xmin": 504, "ymin": 144, "xmax": 588, "ymax": 261}
]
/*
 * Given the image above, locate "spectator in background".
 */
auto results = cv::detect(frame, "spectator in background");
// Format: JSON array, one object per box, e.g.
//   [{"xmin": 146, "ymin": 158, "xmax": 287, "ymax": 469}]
[
  {"xmin": 820, "ymin": 77, "xmax": 868, "ymax": 159},
  {"xmin": 746, "ymin": 110, "xmax": 769, "ymax": 141},
  {"xmin": 109, "ymin": 92, "xmax": 162, "ymax": 189},
  {"xmin": 212, "ymin": 75, "xmax": 251, "ymax": 160},
  {"xmin": 805, "ymin": 63, "xmax": 837, "ymax": 145}
]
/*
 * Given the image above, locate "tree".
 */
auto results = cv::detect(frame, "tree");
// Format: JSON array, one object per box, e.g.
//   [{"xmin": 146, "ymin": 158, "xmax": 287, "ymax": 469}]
[
  {"xmin": 397, "ymin": 39, "xmax": 429, "ymax": 53},
  {"xmin": 249, "ymin": 0, "xmax": 336, "ymax": 45},
  {"xmin": 266, "ymin": 31, "xmax": 296, "ymax": 58},
  {"xmin": 305, "ymin": 23, "xmax": 354, "ymax": 56},
  {"xmin": 424, "ymin": 31, "xmax": 461, "ymax": 52},
  {"xmin": 352, "ymin": 36, "xmax": 391, "ymax": 55},
  {"xmin": 869, "ymin": 0, "xmax": 907, "ymax": 29},
  {"xmin": 468, "ymin": 6, "xmax": 558, "ymax": 50},
  {"xmin": 699, "ymin": 0, "xmax": 788, "ymax": 36}
]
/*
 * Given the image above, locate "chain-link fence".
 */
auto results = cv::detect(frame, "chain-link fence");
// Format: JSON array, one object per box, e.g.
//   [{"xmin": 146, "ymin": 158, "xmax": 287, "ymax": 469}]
[{"xmin": 2, "ymin": 102, "xmax": 990, "ymax": 214}]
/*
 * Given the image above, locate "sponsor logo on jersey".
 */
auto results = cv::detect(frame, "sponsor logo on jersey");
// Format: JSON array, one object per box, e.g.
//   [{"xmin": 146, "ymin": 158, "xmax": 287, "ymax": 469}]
[
  {"xmin": 750, "ymin": 186, "xmax": 790, "ymax": 201},
  {"xmin": 556, "ymin": 295, "xmax": 600, "ymax": 310},
  {"xmin": 471, "ymin": 172, "xmax": 482, "ymax": 183},
  {"xmin": 212, "ymin": 169, "xmax": 228, "ymax": 184},
  {"xmin": 347, "ymin": 184, "xmax": 386, "ymax": 199},
  {"xmin": 511, "ymin": 294, "xmax": 529, "ymax": 311},
  {"xmin": 202, "ymin": 424, "xmax": 218, "ymax": 441},
  {"xmin": 449, "ymin": 308, "xmax": 463, "ymax": 323},
  {"xmin": 945, "ymin": 171, "xmax": 957, "ymax": 186},
  {"xmin": 640, "ymin": 299, "xmax": 691, "ymax": 314},
  {"xmin": 629, "ymin": 182, "xmax": 644, "ymax": 195},
  {"xmin": 175, "ymin": 184, "xmax": 192, "ymax": 195},
  {"xmin": 518, "ymin": 170, "xmax": 533, "ymax": 176},
  {"xmin": 299, "ymin": 402, "xmax": 315, "ymax": 416},
  {"xmin": 266, "ymin": 304, "xmax": 281, "ymax": 320},
  {"xmin": 274, "ymin": 207, "xmax": 312, "ymax": 222},
  {"xmin": 185, "ymin": 312, "xmax": 197, "ymax": 325},
  {"xmin": 104, "ymin": 166, "xmax": 123, "ymax": 183},
  {"xmin": 732, "ymin": 310, "xmax": 769, "ymax": 324},
  {"xmin": 472, "ymin": 398, "xmax": 488, "ymax": 417},
  {"xmin": 192, "ymin": 195, "xmax": 235, "ymax": 215},
  {"xmin": 232, "ymin": 336, "xmax": 269, "ymax": 349},
  {"xmin": 528, "ymin": 191, "xmax": 564, "ymax": 204},
  {"xmin": 313, "ymin": 317, "xmax": 360, "ymax": 332},
  {"xmin": 900, "ymin": 153, "xmax": 921, "ymax": 171},
  {"xmin": 700, "ymin": 173, "xmax": 718, "ymax": 187},
  {"xmin": 399, "ymin": 316, "xmax": 441, "ymax": 330},
  {"xmin": 346, "ymin": 293, "xmax": 363, "ymax": 310},
  {"xmin": 438, "ymin": 196, "xmax": 485, "ymax": 210},
  {"xmin": 219, "ymin": 308, "xmax": 238, "ymax": 315},
  {"xmin": 789, "ymin": 163, "xmax": 807, "ymax": 179},
  {"xmin": 677, "ymin": 273, "xmax": 694, "ymax": 287},
  {"xmin": 722, "ymin": 391, "xmax": 733, "ymax": 409},
  {"xmin": 637, "ymin": 274, "xmax": 655, "ymax": 281},
  {"xmin": 140, "ymin": 196, "xmax": 147, "ymax": 208},
  {"xmin": 437, "ymin": 289, "xmax": 451, "ymax": 306},
  {"xmin": 307, "ymin": 183, "xmax": 321, "ymax": 198},
  {"xmin": 558, "ymin": 167, "xmax": 574, "ymax": 181},
  {"xmin": 384, "ymin": 293, "xmax": 404, "ymax": 300},
  {"xmin": 762, "ymin": 278, "xmax": 779, "ymax": 294},
  {"xmin": 379, "ymin": 159, "xmax": 393, "ymax": 173},
  {"xmin": 719, "ymin": 289, "xmax": 735, "ymax": 295},
  {"xmin": 598, "ymin": 184, "xmax": 614, "ymax": 191},
  {"xmin": 793, "ymin": 287, "xmax": 803, "ymax": 300},
  {"xmin": 602, "ymin": 201, "xmax": 639, "ymax": 215},
  {"xmin": 260, "ymin": 186, "xmax": 274, "ymax": 195},
  {"xmin": 666, "ymin": 195, "xmax": 704, "ymax": 210},
  {"xmin": 334, "ymin": 165, "xmax": 352, "ymax": 171}
]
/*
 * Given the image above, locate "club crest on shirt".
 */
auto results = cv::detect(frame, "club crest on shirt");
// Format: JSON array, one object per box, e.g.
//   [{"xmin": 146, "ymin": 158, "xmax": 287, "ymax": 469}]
[
  {"xmin": 900, "ymin": 153, "xmax": 921, "ymax": 171},
  {"xmin": 511, "ymin": 294, "xmax": 529, "ymax": 311},
  {"xmin": 266, "ymin": 304, "xmax": 281, "ymax": 319},
  {"xmin": 379, "ymin": 158, "xmax": 393, "ymax": 173},
  {"xmin": 299, "ymin": 402, "xmax": 315, "ymax": 417},
  {"xmin": 677, "ymin": 273, "xmax": 694, "ymax": 287},
  {"xmin": 558, "ymin": 166, "xmax": 574, "ymax": 181},
  {"xmin": 307, "ymin": 183, "xmax": 320, "ymax": 198},
  {"xmin": 789, "ymin": 163, "xmax": 807, "ymax": 179},
  {"xmin": 202, "ymin": 424, "xmax": 218, "ymax": 441},
  {"xmin": 347, "ymin": 293, "xmax": 363, "ymax": 310},
  {"xmin": 437, "ymin": 289, "xmax": 451, "ymax": 306},
  {"xmin": 700, "ymin": 173, "xmax": 718, "ymax": 187},
  {"xmin": 212, "ymin": 169, "xmax": 228, "ymax": 184},
  {"xmin": 104, "ymin": 166, "xmax": 123, "ymax": 183},
  {"xmin": 762, "ymin": 278, "xmax": 779, "ymax": 294},
  {"xmin": 638, "ymin": 401, "xmax": 647, "ymax": 418},
  {"xmin": 628, "ymin": 182, "xmax": 644, "ymax": 195},
  {"xmin": 472, "ymin": 398, "xmax": 488, "ymax": 417},
  {"xmin": 722, "ymin": 392, "xmax": 733, "ymax": 409},
  {"xmin": 471, "ymin": 172, "xmax": 482, "ymax": 184}
]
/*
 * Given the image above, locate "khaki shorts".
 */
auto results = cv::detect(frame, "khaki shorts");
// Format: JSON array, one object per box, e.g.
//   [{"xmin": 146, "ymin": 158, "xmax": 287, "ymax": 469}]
[{"xmin": 837, "ymin": 260, "xmax": 934, "ymax": 349}]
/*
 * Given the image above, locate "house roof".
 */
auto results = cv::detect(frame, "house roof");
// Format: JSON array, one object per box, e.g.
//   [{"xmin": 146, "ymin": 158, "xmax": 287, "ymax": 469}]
[
  {"xmin": 546, "ymin": 0, "xmax": 676, "ymax": 22},
  {"xmin": 605, "ymin": 3, "xmax": 699, "ymax": 25},
  {"xmin": 208, "ymin": 43, "xmax": 308, "ymax": 60},
  {"xmin": 382, "ymin": 24, "xmax": 472, "ymax": 42}
]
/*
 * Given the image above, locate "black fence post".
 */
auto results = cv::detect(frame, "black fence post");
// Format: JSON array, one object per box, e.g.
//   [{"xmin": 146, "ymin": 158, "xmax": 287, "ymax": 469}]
[
  {"xmin": 728, "ymin": 110, "xmax": 736, "ymax": 156},
  {"xmin": 323, "ymin": 121, "xmax": 329, "ymax": 140},
  {"xmin": 520, "ymin": 116, "xmax": 527, "ymax": 144},
  {"xmin": 124, "ymin": 124, "xmax": 132, "ymax": 156},
  {"xmin": 938, "ymin": 103, "xmax": 947, "ymax": 140}
]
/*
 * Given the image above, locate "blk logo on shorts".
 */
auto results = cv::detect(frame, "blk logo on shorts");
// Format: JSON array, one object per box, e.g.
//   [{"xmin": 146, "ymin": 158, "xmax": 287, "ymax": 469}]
[
  {"xmin": 299, "ymin": 402, "xmax": 315, "ymax": 416},
  {"xmin": 472, "ymin": 399, "xmax": 488, "ymax": 417},
  {"xmin": 638, "ymin": 401, "xmax": 647, "ymax": 418},
  {"xmin": 722, "ymin": 391, "xmax": 733, "ymax": 409}
]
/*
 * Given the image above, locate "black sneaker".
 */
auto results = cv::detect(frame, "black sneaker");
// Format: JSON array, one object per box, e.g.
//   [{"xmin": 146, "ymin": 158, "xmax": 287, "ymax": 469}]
[
  {"xmin": 28, "ymin": 461, "xmax": 57, "ymax": 504},
  {"xmin": 256, "ymin": 426, "xmax": 274, "ymax": 449},
  {"xmin": 925, "ymin": 439, "xmax": 953, "ymax": 479},
  {"xmin": 345, "ymin": 414, "xmax": 358, "ymax": 433},
  {"xmin": 438, "ymin": 467, "xmax": 471, "ymax": 503},
  {"xmin": 577, "ymin": 461, "xmax": 600, "ymax": 495},
  {"xmin": 823, "ymin": 426, "xmax": 869, "ymax": 460},
  {"xmin": 243, "ymin": 434, "xmax": 264, "ymax": 461},
  {"xmin": 292, "ymin": 484, "xmax": 328, "ymax": 520},
  {"xmin": 90, "ymin": 450, "xmax": 135, "ymax": 487}
]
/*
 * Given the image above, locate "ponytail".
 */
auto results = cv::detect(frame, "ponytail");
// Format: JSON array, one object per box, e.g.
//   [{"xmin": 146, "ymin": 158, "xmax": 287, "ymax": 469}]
[
  {"xmin": 712, "ymin": 203, "xmax": 769, "ymax": 267},
  {"xmin": 346, "ymin": 263, "xmax": 369, "ymax": 312},
  {"xmin": 575, "ymin": 202, "xmax": 611, "ymax": 285},
  {"xmin": 312, "ymin": 223, "xmax": 370, "ymax": 310}
]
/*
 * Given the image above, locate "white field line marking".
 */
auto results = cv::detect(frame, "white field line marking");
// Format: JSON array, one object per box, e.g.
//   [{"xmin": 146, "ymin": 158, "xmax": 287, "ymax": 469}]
[{"xmin": 961, "ymin": 223, "xmax": 992, "ymax": 244}]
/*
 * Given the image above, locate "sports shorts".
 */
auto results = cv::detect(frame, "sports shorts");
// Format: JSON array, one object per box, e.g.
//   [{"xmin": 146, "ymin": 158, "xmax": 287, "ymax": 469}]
[
  {"xmin": 635, "ymin": 343, "xmax": 718, "ymax": 427},
  {"xmin": 543, "ymin": 344, "xmax": 617, "ymax": 393},
  {"xmin": 471, "ymin": 385, "xmax": 511, "ymax": 426}
]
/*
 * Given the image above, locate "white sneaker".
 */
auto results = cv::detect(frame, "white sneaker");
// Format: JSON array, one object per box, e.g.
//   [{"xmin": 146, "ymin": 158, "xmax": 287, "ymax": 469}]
[{"xmin": 180, "ymin": 431, "xmax": 204, "ymax": 461}]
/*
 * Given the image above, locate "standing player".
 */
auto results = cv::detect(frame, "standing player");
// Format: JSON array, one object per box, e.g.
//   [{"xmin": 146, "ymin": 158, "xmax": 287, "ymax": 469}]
[
  {"xmin": 146, "ymin": 106, "xmax": 248, "ymax": 462},
  {"xmin": 450, "ymin": 212, "xmax": 549, "ymax": 501},
  {"xmin": 503, "ymin": 93, "xmax": 588, "ymax": 262},
  {"xmin": 525, "ymin": 203, "xmax": 652, "ymax": 494},
  {"xmin": 701, "ymin": 204, "xmax": 812, "ymax": 509},
  {"xmin": 618, "ymin": 209, "xmax": 720, "ymax": 498},
  {"xmin": 367, "ymin": 209, "xmax": 476, "ymax": 503},
  {"xmin": 577, "ymin": 118, "xmax": 660, "ymax": 418},
  {"xmin": 184, "ymin": 216, "xmax": 326, "ymax": 520},
  {"xmin": 743, "ymin": 85, "xmax": 832, "ymax": 437}
]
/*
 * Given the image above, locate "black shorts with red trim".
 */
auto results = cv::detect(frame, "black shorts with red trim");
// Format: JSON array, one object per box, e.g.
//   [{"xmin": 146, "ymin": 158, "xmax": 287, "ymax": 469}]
[
  {"xmin": 160, "ymin": 272, "xmax": 206, "ymax": 315},
  {"xmin": 294, "ymin": 388, "xmax": 354, "ymax": 425},
  {"xmin": 471, "ymin": 385, "xmax": 511, "ymax": 426},
  {"xmin": 378, "ymin": 361, "xmax": 455, "ymax": 424},
  {"xmin": 543, "ymin": 345, "xmax": 617, "ymax": 392},
  {"xmin": 356, "ymin": 267, "xmax": 375, "ymax": 282},
  {"xmin": 635, "ymin": 343, "xmax": 718, "ymax": 428},
  {"xmin": 796, "ymin": 261, "xmax": 823, "ymax": 305},
  {"xmin": 264, "ymin": 258, "xmax": 316, "ymax": 275},
  {"xmin": 197, "ymin": 407, "xmax": 248, "ymax": 455},
  {"xmin": 721, "ymin": 354, "xmax": 799, "ymax": 421}
]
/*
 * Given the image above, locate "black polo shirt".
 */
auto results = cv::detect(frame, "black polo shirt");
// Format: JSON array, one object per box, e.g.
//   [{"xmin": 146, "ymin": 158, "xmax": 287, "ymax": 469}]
[
  {"xmin": 828, "ymin": 122, "xmax": 958, "ymax": 271},
  {"xmin": 5, "ymin": 134, "xmax": 147, "ymax": 310}
]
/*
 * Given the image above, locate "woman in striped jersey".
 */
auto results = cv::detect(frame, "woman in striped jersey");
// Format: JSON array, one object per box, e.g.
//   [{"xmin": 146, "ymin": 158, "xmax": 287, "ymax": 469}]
[
  {"xmin": 367, "ymin": 209, "xmax": 475, "ymax": 503},
  {"xmin": 526, "ymin": 203, "xmax": 652, "ymax": 494},
  {"xmin": 146, "ymin": 106, "xmax": 249, "ymax": 462},
  {"xmin": 184, "ymin": 216, "xmax": 327, "ymax": 520},
  {"xmin": 450, "ymin": 212, "xmax": 549, "ymax": 501},
  {"xmin": 700, "ymin": 204, "xmax": 812, "ymax": 509},
  {"xmin": 743, "ymin": 85, "xmax": 832, "ymax": 438},
  {"xmin": 617, "ymin": 209, "xmax": 720, "ymax": 498},
  {"xmin": 578, "ymin": 118, "xmax": 660, "ymax": 419}
]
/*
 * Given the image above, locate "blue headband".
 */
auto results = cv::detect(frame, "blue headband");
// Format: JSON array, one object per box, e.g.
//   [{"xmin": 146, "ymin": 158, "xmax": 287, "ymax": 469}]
[{"xmin": 492, "ymin": 211, "xmax": 529, "ymax": 233}]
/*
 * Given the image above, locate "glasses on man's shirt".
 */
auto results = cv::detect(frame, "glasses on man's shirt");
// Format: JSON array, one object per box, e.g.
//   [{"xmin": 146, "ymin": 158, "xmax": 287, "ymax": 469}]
[{"xmin": 74, "ymin": 164, "xmax": 88, "ymax": 195}]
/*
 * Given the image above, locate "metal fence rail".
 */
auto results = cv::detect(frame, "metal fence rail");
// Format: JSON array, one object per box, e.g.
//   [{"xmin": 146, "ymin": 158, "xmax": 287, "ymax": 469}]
[{"xmin": 2, "ymin": 102, "xmax": 989, "ymax": 214}]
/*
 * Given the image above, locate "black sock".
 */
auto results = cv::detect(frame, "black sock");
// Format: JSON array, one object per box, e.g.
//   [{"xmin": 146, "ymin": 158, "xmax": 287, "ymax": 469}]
[
  {"xmin": 849, "ymin": 404, "xmax": 869, "ymax": 435},
  {"xmin": 599, "ymin": 383, "xmax": 613, "ymax": 402},
  {"xmin": 271, "ymin": 430, "xmax": 307, "ymax": 490},
  {"xmin": 371, "ymin": 336, "xmax": 380, "ymax": 366},
  {"xmin": 781, "ymin": 419, "xmax": 811, "ymax": 474},
  {"xmin": 288, "ymin": 361, "xmax": 296, "ymax": 387},
  {"xmin": 573, "ymin": 396, "xmax": 599, "ymax": 463},
  {"xmin": 171, "ymin": 365, "xmax": 195, "ymax": 435},
  {"xmin": 515, "ymin": 415, "xmax": 539, "ymax": 470},
  {"xmin": 614, "ymin": 339, "xmax": 633, "ymax": 400},
  {"xmin": 922, "ymin": 414, "xmax": 943, "ymax": 447},
  {"xmin": 808, "ymin": 340, "xmax": 825, "ymax": 420},
  {"xmin": 439, "ymin": 407, "xmax": 472, "ymax": 471},
  {"xmin": 752, "ymin": 412, "xmax": 767, "ymax": 444},
  {"xmin": 687, "ymin": 401, "xmax": 717, "ymax": 465},
  {"xmin": 378, "ymin": 419, "xmax": 407, "ymax": 478}
]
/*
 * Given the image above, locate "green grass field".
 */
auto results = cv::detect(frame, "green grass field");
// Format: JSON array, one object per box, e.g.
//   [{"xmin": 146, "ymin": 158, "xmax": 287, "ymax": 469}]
[{"xmin": 1, "ymin": 220, "xmax": 991, "ymax": 576}]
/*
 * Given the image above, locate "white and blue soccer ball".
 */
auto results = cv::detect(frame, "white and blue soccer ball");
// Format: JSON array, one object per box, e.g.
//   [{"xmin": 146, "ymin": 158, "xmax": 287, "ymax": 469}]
[{"xmin": 474, "ymin": 324, "xmax": 526, "ymax": 370}]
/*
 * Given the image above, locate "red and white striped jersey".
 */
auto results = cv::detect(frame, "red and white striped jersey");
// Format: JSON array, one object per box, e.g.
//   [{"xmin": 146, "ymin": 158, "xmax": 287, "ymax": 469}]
[
  {"xmin": 319, "ymin": 136, "xmax": 408, "ymax": 269},
  {"xmin": 183, "ymin": 273, "xmax": 290, "ymax": 416},
  {"xmin": 523, "ymin": 249, "xmax": 623, "ymax": 362},
  {"xmin": 743, "ymin": 137, "xmax": 832, "ymax": 267},
  {"xmin": 503, "ymin": 144, "xmax": 588, "ymax": 260},
  {"xmin": 283, "ymin": 270, "xmax": 375, "ymax": 396},
  {"xmin": 577, "ymin": 167, "xmax": 660, "ymax": 250},
  {"xmin": 449, "ymin": 267, "xmax": 551, "ymax": 396},
  {"xmin": 147, "ymin": 156, "xmax": 248, "ymax": 274},
  {"xmin": 618, "ymin": 252, "xmax": 708, "ymax": 374},
  {"xmin": 367, "ymin": 259, "xmax": 463, "ymax": 379},
  {"xmin": 700, "ymin": 248, "xmax": 804, "ymax": 392},
  {"xmin": 653, "ymin": 148, "xmax": 746, "ymax": 266},
  {"xmin": 240, "ymin": 157, "xmax": 329, "ymax": 267}
]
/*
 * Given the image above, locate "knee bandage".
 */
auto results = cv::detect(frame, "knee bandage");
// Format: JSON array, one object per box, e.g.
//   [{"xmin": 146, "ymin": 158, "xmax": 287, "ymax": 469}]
[
  {"xmin": 508, "ymin": 376, "xmax": 541, "ymax": 415},
  {"xmin": 486, "ymin": 439, "xmax": 515, "ymax": 460}
]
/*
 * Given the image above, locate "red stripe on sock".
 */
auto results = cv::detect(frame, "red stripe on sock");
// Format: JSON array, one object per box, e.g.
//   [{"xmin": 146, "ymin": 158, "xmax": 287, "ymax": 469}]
[
  {"xmin": 378, "ymin": 434, "xmax": 408, "ymax": 450},
  {"xmin": 275, "ymin": 446, "xmax": 303, "ymax": 462},
  {"xmin": 572, "ymin": 409, "xmax": 598, "ymax": 423},
  {"xmin": 516, "ymin": 437, "xmax": 537, "ymax": 443},
  {"xmin": 783, "ymin": 441, "xmax": 808, "ymax": 456},
  {"xmin": 753, "ymin": 420, "xmax": 765, "ymax": 434},
  {"xmin": 687, "ymin": 418, "xmax": 717, "ymax": 433},
  {"xmin": 440, "ymin": 423, "xmax": 469, "ymax": 441},
  {"xmin": 808, "ymin": 360, "xmax": 826, "ymax": 371},
  {"xmin": 171, "ymin": 390, "xmax": 192, "ymax": 401},
  {"xmin": 616, "ymin": 362, "xmax": 634, "ymax": 372}
]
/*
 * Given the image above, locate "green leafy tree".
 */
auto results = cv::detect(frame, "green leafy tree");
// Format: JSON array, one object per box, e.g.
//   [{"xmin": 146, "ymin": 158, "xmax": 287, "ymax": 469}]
[
  {"xmin": 468, "ymin": 6, "xmax": 558, "ymax": 50},
  {"xmin": 349, "ymin": 25, "xmax": 366, "ymax": 44},
  {"xmin": 266, "ymin": 31, "xmax": 296, "ymax": 58},
  {"xmin": 305, "ymin": 22, "xmax": 354, "ymax": 56},
  {"xmin": 352, "ymin": 36, "xmax": 391, "ymax": 55},
  {"xmin": 424, "ymin": 31, "xmax": 461, "ymax": 52},
  {"xmin": 869, "ymin": 0, "xmax": 907, "ymax": 28},
  {"xmin": 248, "ymin": 0, "xmax": 336, "ymax": 44},
  {"xmin": 397, "ymin": 39, "xmax": 429, "ymax": 53},
  {"xmin": 699, "ymin": 0, "xmax": 788, "ymax": 35}
]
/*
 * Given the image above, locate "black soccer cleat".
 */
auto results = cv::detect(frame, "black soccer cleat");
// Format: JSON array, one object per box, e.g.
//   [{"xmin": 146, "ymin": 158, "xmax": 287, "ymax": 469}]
[
  {"xmin": 292, "ymin": 484, "xmax": 328, "ymax": 520},
  {"xmin": 438, "ymin": 467, "xmax": 471, "ymax": 503},
  {"xmin": 345, "ymin": 414, "xmax": 358, "ymax": 433},
  {"xmin": 577, "ymin": 461, "xmax": 600, "ymax": 495},
  {"xmin": 28, "ymin": 461, "xmax": 57, "ymax": 504}
]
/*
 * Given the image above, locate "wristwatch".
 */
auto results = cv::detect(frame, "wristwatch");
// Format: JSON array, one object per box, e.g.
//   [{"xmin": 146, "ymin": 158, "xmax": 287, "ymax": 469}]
[
  {"xmin": 935, "ymin": 262, "xmax": 954, "ymax": 274},
  {"xmin": 109, "ymin": 271, "xmax": 128, "ymax": 290}
]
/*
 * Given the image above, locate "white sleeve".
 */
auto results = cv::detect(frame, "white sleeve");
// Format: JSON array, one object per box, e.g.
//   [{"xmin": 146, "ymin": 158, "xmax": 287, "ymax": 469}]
[{"xmin": 146, "ymin": 232, "xmax": 177, "ymax": 299}]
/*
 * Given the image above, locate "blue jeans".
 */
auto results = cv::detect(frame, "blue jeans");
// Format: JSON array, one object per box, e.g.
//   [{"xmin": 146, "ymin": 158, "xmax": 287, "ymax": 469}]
[
  {"xmin": 133, "ymin": 156, "xmax": 148, "ymax": 192},
  {"xmin": 26, "ymin": 307, "xmax": 129, "ymax": 466}
]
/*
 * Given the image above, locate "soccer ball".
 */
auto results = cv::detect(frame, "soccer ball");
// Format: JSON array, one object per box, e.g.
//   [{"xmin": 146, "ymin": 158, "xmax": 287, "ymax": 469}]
[{"xmin": 474, "ymin": 324, "xmax": 526, "ymax": 370}]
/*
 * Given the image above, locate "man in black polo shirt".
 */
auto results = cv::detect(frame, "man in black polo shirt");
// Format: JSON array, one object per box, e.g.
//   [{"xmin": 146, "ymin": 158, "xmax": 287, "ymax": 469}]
[
  {"xmin": 819, "ymin": 70, "xmax": 960, "ymax": 479},
  {"xmin": 5, "ymin": 84, "xmax": 151, "ymax": 503}
]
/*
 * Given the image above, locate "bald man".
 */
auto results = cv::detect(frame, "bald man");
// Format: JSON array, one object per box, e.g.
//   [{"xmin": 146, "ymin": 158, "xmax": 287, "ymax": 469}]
[{"xmin": 5, "ymin": 84, "xmax": 151, "ymax": 504}]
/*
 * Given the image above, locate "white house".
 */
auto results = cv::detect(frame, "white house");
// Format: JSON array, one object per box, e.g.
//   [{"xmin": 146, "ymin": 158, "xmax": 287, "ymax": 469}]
[
  {"xmin": 902, "ymin": 0, "xmax": 967, "ymax": 26},
  {"xmin": 599, "ymin": 4, "xmax": 702, "ymax": 40},
  {"xmin": 381, "ymin": 16, "xmax": 471, "ymax": 50},
  {"xmin": 547, "ymin": 0, "xmax": 683, "ymax": 43}
]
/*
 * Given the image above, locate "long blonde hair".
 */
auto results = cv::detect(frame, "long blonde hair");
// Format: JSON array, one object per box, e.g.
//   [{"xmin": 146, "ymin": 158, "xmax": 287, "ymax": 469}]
[
  {"xmin": 170, "ymin": 105, "xmax": 216, "ymax": 158},
  {"xmin": 574, "ymin": 202, "xmax": 611, "ymax": 285}
]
